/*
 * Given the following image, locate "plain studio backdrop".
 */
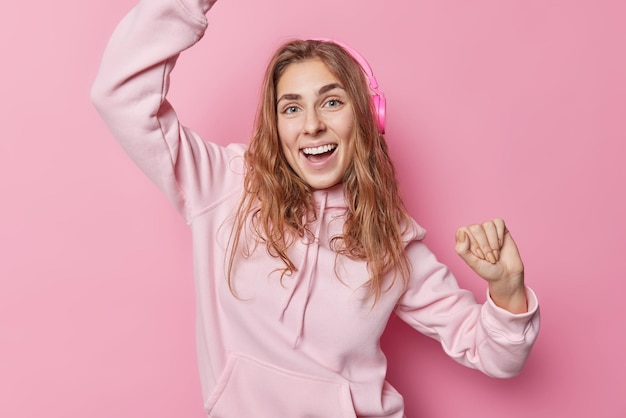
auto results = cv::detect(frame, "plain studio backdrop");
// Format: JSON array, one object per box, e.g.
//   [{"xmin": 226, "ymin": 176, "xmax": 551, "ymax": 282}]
[{"xmin": 1, "ymin": 0, "xmax": 624, "ymax": 417}]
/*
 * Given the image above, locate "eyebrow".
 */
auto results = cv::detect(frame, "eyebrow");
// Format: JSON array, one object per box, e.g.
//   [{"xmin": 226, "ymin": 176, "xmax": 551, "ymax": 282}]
[{"xmin": 277, "ymin": 83, "xmax": 344, "ymax": 103}]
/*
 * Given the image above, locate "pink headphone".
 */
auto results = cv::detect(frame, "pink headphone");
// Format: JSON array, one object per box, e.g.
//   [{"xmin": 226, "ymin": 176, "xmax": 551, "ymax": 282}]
[{"xmin": 313, "ymin": 39, "xmax": 386, "ymax": 134}]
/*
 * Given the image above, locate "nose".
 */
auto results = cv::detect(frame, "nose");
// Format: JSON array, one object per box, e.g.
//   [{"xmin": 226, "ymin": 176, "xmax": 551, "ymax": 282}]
[{"xmin": 303, "ymin": 108, "xmax": 325, "ymax": 136}]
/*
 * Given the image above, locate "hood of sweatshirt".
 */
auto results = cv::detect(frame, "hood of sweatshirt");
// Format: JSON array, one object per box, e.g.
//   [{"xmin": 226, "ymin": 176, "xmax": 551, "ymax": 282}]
[{"xmin": 277, "ymin": 184, "xmax": 426, "ymax": 347}]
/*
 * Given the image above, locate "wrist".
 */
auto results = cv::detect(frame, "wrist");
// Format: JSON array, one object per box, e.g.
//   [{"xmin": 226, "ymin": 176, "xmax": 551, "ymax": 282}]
[{"xmin": 488, "ymin": 273, "xmax": 527, "ymax": 314}]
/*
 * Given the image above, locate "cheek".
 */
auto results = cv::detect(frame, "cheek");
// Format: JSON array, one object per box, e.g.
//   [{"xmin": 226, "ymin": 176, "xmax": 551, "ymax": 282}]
[
  {"xmin": 277, "ymin": 123, "xmax": 286, "ymax": 142},
  {"xmin": 277, "ymin": 120, "xmax": 298, "ymax": 149},
  {"xmin": 336, "ymin": 109, "xmax": 356, "ymax": 133},
  {"xmin": 276, "ymin": 125, "xmax": 296, "ymax": 167},
  {"xmin": 339, "ymin": 116, "xmax": 357, "ymax": 144}
]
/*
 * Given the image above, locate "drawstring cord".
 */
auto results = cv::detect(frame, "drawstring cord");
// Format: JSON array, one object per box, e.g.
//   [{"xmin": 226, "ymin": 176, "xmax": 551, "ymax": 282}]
[{"xmin": 278, "ymin": 192, "xmax": 328, "ymax": 348}]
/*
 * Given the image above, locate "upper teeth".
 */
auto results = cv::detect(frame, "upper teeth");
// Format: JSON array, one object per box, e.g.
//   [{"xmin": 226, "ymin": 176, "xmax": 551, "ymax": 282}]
[{"xmin": 302, "ymin": 144, "xmax": 337, "ymax": 155}]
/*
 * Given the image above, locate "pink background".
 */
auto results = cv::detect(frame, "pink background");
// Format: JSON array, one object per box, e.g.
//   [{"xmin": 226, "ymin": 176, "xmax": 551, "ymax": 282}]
[{"xmin": 1, "ymin": 0, "xmax": 625, "ymax": 417}]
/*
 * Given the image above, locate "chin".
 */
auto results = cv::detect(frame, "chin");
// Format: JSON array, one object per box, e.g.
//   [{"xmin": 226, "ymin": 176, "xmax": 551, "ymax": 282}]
[{"xmin": 305, "ymin": 178, "xmax": 343, "ymax": 191}]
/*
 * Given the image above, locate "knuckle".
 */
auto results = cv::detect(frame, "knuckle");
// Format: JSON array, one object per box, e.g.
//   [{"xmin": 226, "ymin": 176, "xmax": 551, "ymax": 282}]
[{"xmin": 482, "ymin": 221, "xmax": 495, "ymax": 230}]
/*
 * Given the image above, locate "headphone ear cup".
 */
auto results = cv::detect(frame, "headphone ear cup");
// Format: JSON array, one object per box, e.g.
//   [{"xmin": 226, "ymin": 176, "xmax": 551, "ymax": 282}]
[{"xmin": 372, "ymin": 93, "xmax": 386, "ymax": 134}]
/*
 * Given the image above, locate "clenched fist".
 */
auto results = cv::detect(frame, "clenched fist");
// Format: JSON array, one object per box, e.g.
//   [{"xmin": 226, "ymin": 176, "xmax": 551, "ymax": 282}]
[{"xmin": 455, "ymin": 218, "xmax": 528, "ymax": 313}]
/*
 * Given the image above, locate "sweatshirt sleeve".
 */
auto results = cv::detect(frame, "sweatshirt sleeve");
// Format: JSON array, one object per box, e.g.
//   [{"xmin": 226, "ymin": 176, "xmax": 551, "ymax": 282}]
[
  {"xmin": 395, "ymin": 241, "xmax": 540, "ymax": 378},
  {"xmin": 90, "ymin": 0, "xmax": 245, "ymax": 221}
]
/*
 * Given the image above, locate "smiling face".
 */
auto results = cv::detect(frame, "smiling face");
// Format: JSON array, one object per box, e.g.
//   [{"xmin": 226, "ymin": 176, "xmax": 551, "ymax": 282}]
[{"xmin": 276, "ymin": 59, "xmax": 357, "ymax": 190}]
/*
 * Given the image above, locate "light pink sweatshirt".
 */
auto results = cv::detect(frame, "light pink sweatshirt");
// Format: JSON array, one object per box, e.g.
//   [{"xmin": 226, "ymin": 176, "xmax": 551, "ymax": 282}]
[{"xmin": 91, "ymin": 0, "xmax": 540, "ymax": 416}]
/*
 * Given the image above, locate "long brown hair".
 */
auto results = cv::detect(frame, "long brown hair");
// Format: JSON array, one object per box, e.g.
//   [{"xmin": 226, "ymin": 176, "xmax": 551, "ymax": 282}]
[{"xmin": 228, "ymin": 39, "xmax": 413, "ymax": 303}]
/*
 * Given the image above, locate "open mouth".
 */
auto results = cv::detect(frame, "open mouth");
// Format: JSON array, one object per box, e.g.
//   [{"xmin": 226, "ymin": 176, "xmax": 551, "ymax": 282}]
[{"xmin": 301, "ymin": 144, "xmax": 338, "ymax": 162}]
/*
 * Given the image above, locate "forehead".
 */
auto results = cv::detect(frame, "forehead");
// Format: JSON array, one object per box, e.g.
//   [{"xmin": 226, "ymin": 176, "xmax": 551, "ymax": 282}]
[{"xmin": 276, "ymin": 58, "xmax": 341, "ymax": 96}]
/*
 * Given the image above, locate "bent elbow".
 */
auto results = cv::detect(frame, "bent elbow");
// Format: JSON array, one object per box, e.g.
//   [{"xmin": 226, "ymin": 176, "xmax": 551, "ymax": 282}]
[
  {"xmin": 89, "ymin": 78, "xmax": 110, "ymax": 115},
  {"xmin": 481, "ymin": 355, "xmax": 530, "ymax": 379},
  {"xmin": 486, "ymin": 367, "xmax": 523, "ymax": 379}
]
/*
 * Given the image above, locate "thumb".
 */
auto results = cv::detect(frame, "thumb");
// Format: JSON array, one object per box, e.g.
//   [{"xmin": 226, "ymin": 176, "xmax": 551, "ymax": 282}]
[
  {"xmin": 455, "ymin": 229, "xmax": 470, "ymax": 254},
  {"xmin": 455, "ymin": 228, "xmax": 475, "ymax": 265}
]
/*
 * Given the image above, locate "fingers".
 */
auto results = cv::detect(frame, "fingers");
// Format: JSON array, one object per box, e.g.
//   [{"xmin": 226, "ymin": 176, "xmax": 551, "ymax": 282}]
[
  {"xmin": 493, "ymin": 217, "xmax": 506, "ymax": 247},
  {"xmin": 456, "ymin": 219, "xmax": 507, "ymax": 264},
  {"xmin": 455, "ymin": 229, "xmax": 471, "ymax": 254}
]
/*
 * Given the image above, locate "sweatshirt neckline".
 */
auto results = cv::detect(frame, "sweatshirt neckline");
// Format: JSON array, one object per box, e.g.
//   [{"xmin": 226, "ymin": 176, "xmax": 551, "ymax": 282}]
[{"xmin": 311, "ymin": 183, "xmax": 346, "ymax": 209}]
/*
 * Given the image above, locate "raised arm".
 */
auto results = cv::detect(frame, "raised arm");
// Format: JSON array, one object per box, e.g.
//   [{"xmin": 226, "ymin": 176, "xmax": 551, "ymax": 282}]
[
  {"xmin": 396, "ymin": 240, "xmax": 540, "ymax": 378},
  {"xmin": 91, "ymin": 0, "xmax": 244, "ymax": 220}
]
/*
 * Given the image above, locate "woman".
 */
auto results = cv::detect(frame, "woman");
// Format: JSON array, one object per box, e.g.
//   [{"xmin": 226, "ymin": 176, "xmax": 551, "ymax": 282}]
[{"xmin": 91, "ymin": 0, "xmax": 540, "ymax": 416}]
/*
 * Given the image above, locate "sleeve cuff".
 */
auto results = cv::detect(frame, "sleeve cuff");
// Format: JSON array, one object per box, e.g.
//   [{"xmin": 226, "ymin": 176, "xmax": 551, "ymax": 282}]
[{"xmin": 482, "ymin": 286, "xmax": 540, "ymax": 342}]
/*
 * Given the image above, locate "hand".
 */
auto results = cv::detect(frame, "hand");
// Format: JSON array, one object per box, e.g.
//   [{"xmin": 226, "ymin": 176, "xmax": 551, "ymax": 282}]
[{"xmin": 455, "ymin": 218, "xmax": 527, "ymax": 313}]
